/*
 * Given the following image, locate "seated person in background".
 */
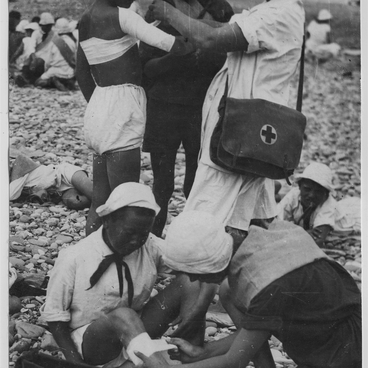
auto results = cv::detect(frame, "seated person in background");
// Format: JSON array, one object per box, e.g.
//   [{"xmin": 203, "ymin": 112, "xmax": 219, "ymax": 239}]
[
  {"xmin": 9, "ymin": 11, "xmax": 24, "ymax": 60},
  {"xmin": 10, "ymin": 154, "xmax": 92, "ymax": 210},
  {"xmin": 15, "ymin": 12, "xmax": 55, "ymax": 86},
  {"xmin": 10, "ymin": 22, "xmax": 39, "ymax": 72},
  {"xmin": 41, "ymin": 183, "xmax": 218, "ymax": 367},
  {"xmin": 277, "ymin": 162, "xmax": 336, "ymax": 246},
  {"xmin": 305, "ymin": 9, "xmax": 340, "ymax": 62},
  {"xmin": 34, "ymin": 17, "xmax": 77, "ymax": 91},
  {"xmin": 135, "ymin": 211, "xmax": 361, "ymax": 368}
]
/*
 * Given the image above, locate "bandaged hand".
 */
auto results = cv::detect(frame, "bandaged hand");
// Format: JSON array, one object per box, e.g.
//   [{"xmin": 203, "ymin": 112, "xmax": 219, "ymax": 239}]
[{"xmin": 148, "ymin": 0, "xmax": 172, "ymax": 22}]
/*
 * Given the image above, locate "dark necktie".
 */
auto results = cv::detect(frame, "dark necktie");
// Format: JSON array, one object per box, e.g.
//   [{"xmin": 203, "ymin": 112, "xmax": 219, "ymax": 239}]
[{"xmin": 87, "ymin": 252, "xmax": 134, "ymax": 307}]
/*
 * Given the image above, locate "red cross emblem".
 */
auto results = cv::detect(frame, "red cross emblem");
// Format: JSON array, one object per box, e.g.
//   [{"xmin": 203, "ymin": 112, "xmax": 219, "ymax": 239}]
[{"xmin": 260, "ymin": 125, "xmax": 277, "ymax": 145}]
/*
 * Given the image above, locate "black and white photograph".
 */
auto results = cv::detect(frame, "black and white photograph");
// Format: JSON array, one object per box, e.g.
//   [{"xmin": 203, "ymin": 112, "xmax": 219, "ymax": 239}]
[{"xmin": 5, "ymin": 0, "xmax": 365, "ymax": 367}]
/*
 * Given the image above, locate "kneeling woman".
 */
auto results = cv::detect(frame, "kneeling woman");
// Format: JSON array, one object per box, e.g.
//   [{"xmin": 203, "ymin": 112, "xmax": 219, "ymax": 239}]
[
  {"xmin": 77, "ymin": 0, "xmax": 192, "ymax": 234},
  {"xmin": 137, "ymin": 211, "xmax": 362, "ymax": 368}
]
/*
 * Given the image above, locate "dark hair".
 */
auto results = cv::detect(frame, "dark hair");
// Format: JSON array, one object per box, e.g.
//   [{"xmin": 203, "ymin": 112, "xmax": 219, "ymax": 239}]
[
  {"xmin": 31, "ymin": 16, "xmax": 41, "ymax": 23},
  {"xmin": 9, "ymin": 11, "xmax": 21, "ymax": 20}
]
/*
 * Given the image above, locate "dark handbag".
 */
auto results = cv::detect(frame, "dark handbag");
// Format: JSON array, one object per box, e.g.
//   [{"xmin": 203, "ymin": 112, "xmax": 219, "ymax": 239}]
[{"xmin": 210, "ymin": 37, "xmax": 306, "ymax": 184}]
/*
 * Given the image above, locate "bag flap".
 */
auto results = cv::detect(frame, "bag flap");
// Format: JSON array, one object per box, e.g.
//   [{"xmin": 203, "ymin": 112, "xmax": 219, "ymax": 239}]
[{"xmin": 221, "ymin": 98, "xmax": 307, "ymax": 169}]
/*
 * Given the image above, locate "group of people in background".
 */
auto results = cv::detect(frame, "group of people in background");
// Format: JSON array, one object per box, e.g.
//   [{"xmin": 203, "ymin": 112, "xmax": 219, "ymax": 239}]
[
  {"xmin": 9, "ymin": 10, "xmax": 79, "ymax": 91},
  {"xmin": 9, "ymin": 0, "xmax": 361, "ymax": 367}
]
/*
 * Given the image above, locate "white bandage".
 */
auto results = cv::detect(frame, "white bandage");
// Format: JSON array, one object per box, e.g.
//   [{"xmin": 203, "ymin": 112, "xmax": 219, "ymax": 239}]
[
  {"xmin": 124, "ymin": 332, "xmax": 177, "ymax": 366},
  {"xmin": 118, "ymin": 7, "xmax": 175, "ymax": 52}
]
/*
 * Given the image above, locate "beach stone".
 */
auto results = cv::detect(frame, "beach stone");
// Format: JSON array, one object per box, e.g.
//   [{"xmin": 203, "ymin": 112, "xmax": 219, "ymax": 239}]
[
  {"xmin": 9, "ymin": 296, "xmax": 22, "ymax": 315},
  {"xmin": 9, "ymin": 338, "xmax": 32, "ymax": 353},
  {"xmin": 9, "ymin": 257, "xmax": 25, "ymax": 268},
  {"xmin": 9, "ymin": 236, "xmax": 25, "ymax": 245},
  {"xmin": 19, "ymin": 215, "xmax": 31, "ymax": 223},
  {"xmin": 28, "ymin": 239, "xmax": 47, "ymax": 247},
  {"xmin": 344, "ymin": 261, "xmax": 361, "ymax": 272},
  {"xmin": 46, "ymin": 218, "xmax": 59, "ymax": 226},
  {"xmin": 41, "ymin": 333, "xmax": 59, "ymax": 351},
  {"xmin": 16, "ymin": 321, "xmax": 46, "ymax": 339},
  {"xmin": 55, "ymin": 235, "xmax": 73, "ymax": 244},
  {"xmin": 205, "ymin": 326, "xmax": 217, "ymax": 336}
]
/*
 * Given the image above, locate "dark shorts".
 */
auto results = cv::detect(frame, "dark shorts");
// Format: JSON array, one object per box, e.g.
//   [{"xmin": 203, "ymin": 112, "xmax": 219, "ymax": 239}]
[{"xmin": 143, "ymin": 99, "xmax": 202, "ymax": 153}]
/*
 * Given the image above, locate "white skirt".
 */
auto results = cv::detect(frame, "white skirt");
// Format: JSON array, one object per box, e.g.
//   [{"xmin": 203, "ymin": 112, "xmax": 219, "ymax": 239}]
[{"xmin": 84, "ymin": 83, "xmax": 146, "ymax": 155}]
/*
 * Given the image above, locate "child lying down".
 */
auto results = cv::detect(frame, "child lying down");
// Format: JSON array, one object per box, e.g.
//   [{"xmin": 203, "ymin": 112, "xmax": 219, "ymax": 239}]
[{"xmin": 10, "ymin": 153, "xmax": 92, "ymax": 210}]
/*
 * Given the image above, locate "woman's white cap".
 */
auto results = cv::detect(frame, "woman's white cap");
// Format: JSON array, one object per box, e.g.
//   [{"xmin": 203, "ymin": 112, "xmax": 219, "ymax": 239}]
[
  {"xmin": 295, "ymin": 162, "xmax": 334, "ymax": 192},
  {"xmin": 318, "ymin": 9, "xmax": 332, "ymax": 21},
  {"xmin": 54, "ymin": 18, "xmax": 70, "ymax": 34},
  {"xmin": 39, "ymin": 12, "xmax": 55, "ymax": 25},
  {"xmin": 15, "ymin": 20, "xmax": 30, "ymax": 33},
  {"xmin": 160, "ymin": 211, "xmax": 233, "ymax": 274},
  {"xmin": 96, "ymin": 182, "xmax": 160, "ymax": 217},
  {"xmin": 24, "ymin": 22, "xmax": 40, "ymax": 31}
]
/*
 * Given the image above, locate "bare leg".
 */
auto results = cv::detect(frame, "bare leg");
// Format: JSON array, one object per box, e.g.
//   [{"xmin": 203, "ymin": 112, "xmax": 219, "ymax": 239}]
[
  {"xmin": 141, "ymin": 273, "xmax": 215, "ymax": 346},
  {"xmin": 150, "ymin": 151, "xmax": 177, "ymax": 237},
  {"xmin": 86, "ymin": 154, "xmax": 110, "ymax": 235},
  {"xmin": 86, "ymin": 148, "xmax": 141, "ymax": 235}
]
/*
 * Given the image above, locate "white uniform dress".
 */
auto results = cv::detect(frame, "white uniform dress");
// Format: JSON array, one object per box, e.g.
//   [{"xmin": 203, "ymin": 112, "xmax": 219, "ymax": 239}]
[{"xmin": 185, "ymin": 0, "xmax": 305, "ymax": 231}]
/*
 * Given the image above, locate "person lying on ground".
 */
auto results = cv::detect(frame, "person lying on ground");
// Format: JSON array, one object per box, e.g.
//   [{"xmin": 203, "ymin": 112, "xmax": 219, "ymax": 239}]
[
  {"xmin": 34, "ymin": 17, "xmax": 77, "ymax": 91},
  {"xmin": 40, "ymin": 183, "xmax": 218, "ymax": 367},
  {"xmin": 77, "ymin": 0, "xmax": 194, "ymax": 236},
  {"xmin": 277, "ymin": 161, "xmax": 337, "ymax": 247},
  {"xmin": 134, "ymin": 211, "xmax": 361, "ymax": 368},
  {"xmin": 10, "ymin": 154, "xmax": 92, "ymax": 210},
  {"xmin": 148, "ymin": 0, "xmax": 305, "ymax": 246}
]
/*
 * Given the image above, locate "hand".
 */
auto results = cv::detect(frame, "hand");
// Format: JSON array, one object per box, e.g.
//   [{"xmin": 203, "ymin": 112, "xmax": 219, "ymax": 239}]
[
  {"xmin": 148, "ymin": 0, "xmax": 171, "ymax": 22},
  {"xmin": 168, "ymin": 337, "xmax": 205, "ymax": 363},
  {"xmin": 134, "ymin": 351, "xmax": 170, "ymax": 368}
]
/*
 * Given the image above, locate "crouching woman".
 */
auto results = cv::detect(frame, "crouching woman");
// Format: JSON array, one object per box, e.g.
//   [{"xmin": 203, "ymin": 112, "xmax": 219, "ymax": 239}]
[{"xmin": 136, "ymin": 212, "xmax": 362, "ymax": 368}]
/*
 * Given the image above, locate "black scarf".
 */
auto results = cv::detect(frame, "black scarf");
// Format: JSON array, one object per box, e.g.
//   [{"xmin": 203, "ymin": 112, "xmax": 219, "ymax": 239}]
[{"xmin": 87, "ymin": 243, "xmax": 134, "ymax": 307}]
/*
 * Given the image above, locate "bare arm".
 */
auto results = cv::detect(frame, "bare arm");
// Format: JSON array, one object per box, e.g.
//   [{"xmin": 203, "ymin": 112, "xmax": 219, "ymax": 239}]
[
  {"xmin": 308, "ymin": 225, "xmax": 332, "ymax": 247},
  {"xmin": 149, "ymin": 0, "xmax": 248, "ymax": 53},
  {"xmin": 76, "ymin": 45, "xmax": 96, "ymax": 103},
  {"xmin": 48, "ymin": 321, "xmax": 85, "ymax": 364},
  {"xmin": 136, "ymin": 328, "xmax": 270, "ymax": 368}
]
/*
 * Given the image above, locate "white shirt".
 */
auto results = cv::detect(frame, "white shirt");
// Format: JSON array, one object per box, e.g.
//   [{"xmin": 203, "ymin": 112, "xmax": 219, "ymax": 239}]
[
  {"xmin": 277, "ymin": 187, "xmax": 337, "ymax": 229},
  {"xmin": 41, "ymin": 227, "xmax": 170, "ymax": 330},
  {"xmin": 199, "ymin": 0, "xmax": 305, "ymax": 169},
  {"xmin": 41, "ymin": 35, "xmax": 76, "ymax": 80},
  {"xmin": 15, "ymin": 37, "xmax": 36, "ymax": 70}
]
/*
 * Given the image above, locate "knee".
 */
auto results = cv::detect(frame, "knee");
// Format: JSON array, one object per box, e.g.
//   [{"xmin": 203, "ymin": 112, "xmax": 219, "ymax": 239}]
[
  {"xmin": 107, "ymin": 307, "xmax": 145, "ymax": 339},
  {"xmin": 34, "ymin": 78, "xmax": 48, "ymax": 88}
]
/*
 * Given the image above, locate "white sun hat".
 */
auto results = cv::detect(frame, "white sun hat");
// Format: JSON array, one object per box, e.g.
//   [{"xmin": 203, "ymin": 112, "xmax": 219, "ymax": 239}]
[
  {"xmin": 15, "ymin": 19, "xmax": 30, "ymax": 33},
  {"xmin": 317, "ymin": 9, "xmax": 332, "ymax": 21},
  {"xmin": 54, "ymin": 18, "xmax": 70, "ymax": 34},
  {"xmin": 295, "ymin": 162, "xmax": 334, "ymax": 192},
  {"xmin": 39, "ymin": 12, "xmax": 55, "ymax": 25},
  {"xmin": 160, "ymin": 211, "xmax": 233, "ymax": 274},
  {"xmin": 96, "ymin": 182, "xmax": 160, "ymax": 217},
  {"xmin": 24, "ymin": 22, "xmax": 40, "ymax": 31}
]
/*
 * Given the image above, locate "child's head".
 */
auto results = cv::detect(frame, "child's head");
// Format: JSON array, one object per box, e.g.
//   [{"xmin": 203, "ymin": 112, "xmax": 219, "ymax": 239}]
[
  {"xmin": 97, "ymin": 182, "xmax": 160, "ymax": 256},
  {"xmin": 295, "ymin": 162, "xmax": 333, "ymax": 210},
  {"xmin": 161, "ymin": 211, "xmax": 233, "ymax": 283},
  {"xmin": 62, "ymin": 188, "xmax": 91, "ymax": 210}
]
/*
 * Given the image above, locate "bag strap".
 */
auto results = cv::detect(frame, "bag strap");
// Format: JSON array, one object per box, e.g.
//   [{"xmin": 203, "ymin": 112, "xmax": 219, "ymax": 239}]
[
  {"xmin": 224, "ymin": 33, "xmax": 306, "ymax": 112},
  {"xmin": 296, "ymin": 34, "xmax": 305, "ymax": 112}
]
